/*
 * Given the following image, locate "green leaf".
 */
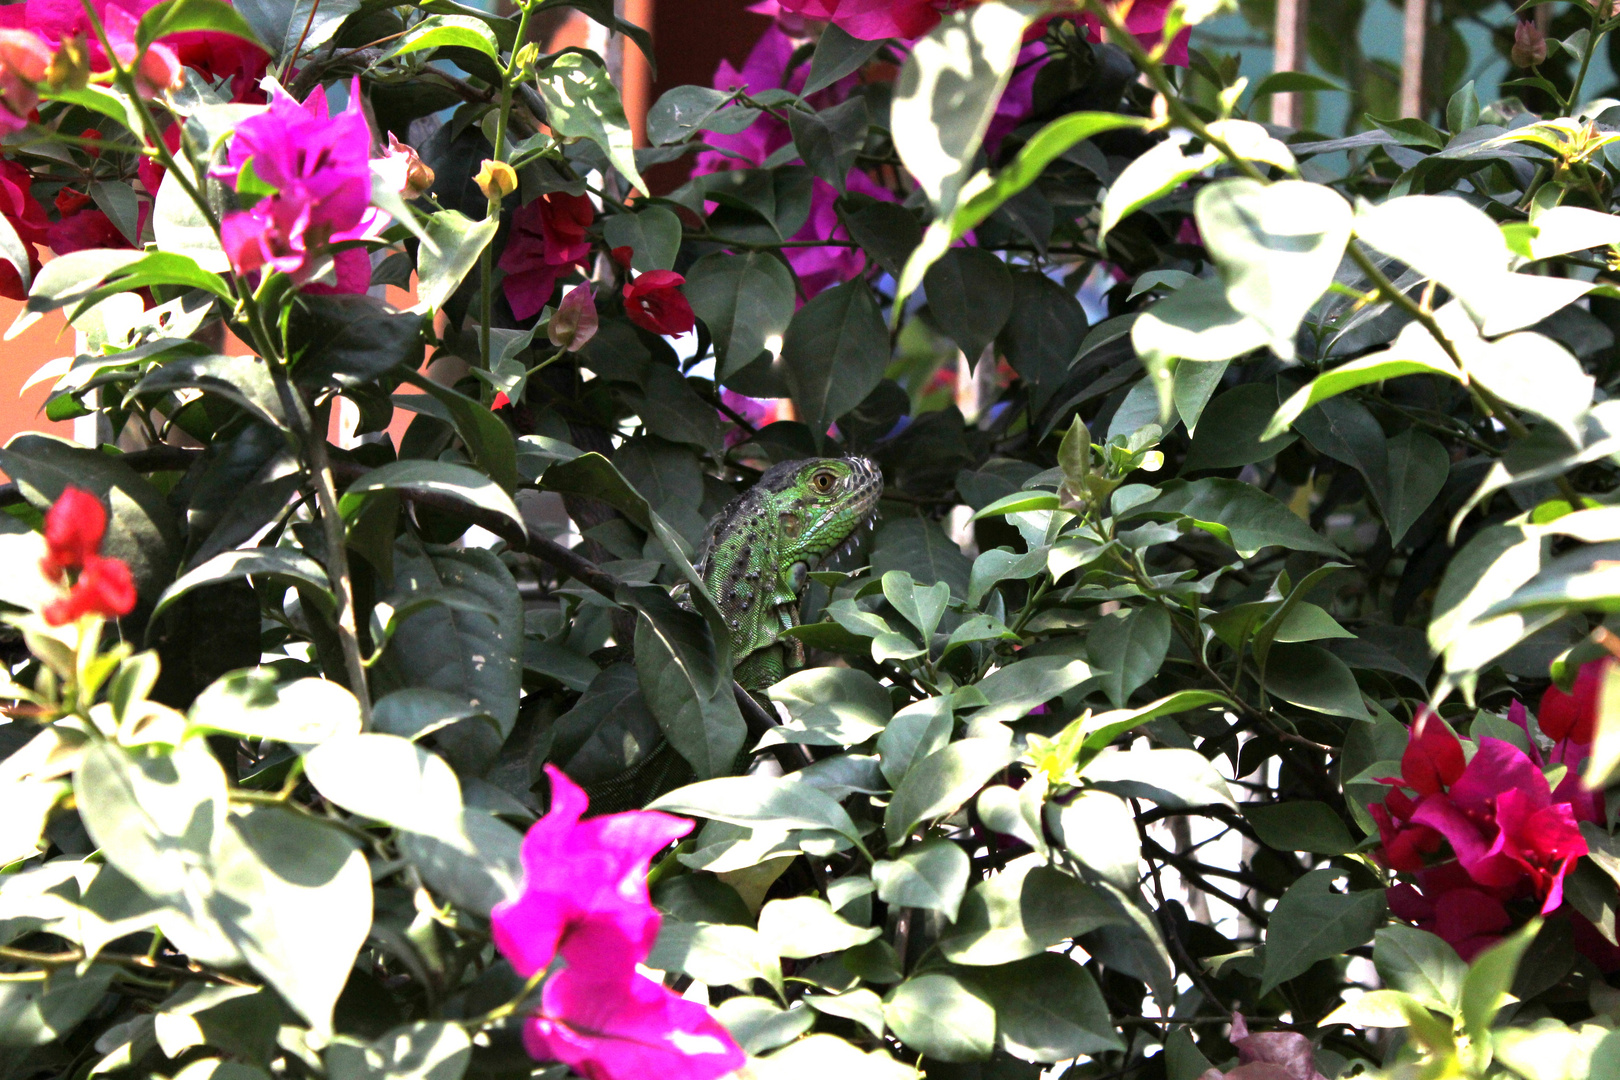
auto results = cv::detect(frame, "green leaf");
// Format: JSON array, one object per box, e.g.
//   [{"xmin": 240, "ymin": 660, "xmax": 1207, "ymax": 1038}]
[
  {"xmin": 382, "ymin": 14, "xmax": 498, "ymax": 60},
  {"xmin": 538, "ymin": 51, "xmax": 647, "ymax": 196},
  {"xmin": 1461, "ymin": 919, "xmax": 1542, "ymax": 1045},
  {"xmin": 0, "ymin": 203, "xmax": 29, "ymax": 297},
  {"xmin": 130, "ymin": 352, "xmax": 284, "ymax": 429},
  {"xmin": 187, "ymin": 669, "xmax": 361, "ymax": 748},
  {"xmin": 872, "ymin": 837, "xmax": 971, "ymax": 921},
  {"xmin": 1195, "ymin": 179, "xmax": 1351, "ymax": 361},
  {"xmin": 291, "ymin": 293, "xmax": 425, "ymax": 392},
  {"xmin": 976, "ymin": 954, "xmax": 1124, "ymax": 1063},
  {"xmin": 1264, "ymin": 643, "xmax": 1370, "ymax": 720},
  {"xmin": 1249, "ymin": 69, "xmax": 1345, "ymax": 97},
  {"xmin": 1086, "ymin": 605, "xmax": 1171, "ymax": 708},
  {"xmin": 876, "ymin": 696, "xmax": 955, "ymax": 788},
  {"xmin": 882, "ymin": 571, "xmax": 952, "ymax": 640},
  {"xmin": 789, "ymin": 97, "xmax": 869, "ymax": 193},
  {"xmin": 1460, "ymin": 331, "xmax": 1593, "ymax": 445},
  {"xmin": 1427, "ymin": 524, "xmax": 1542, "ymax": 679},
  {"xmin": 1134, "ymin": 478, "xmax": 1344, "ymax": 557},
  {"xmin": 804, "ymin": 23, "xmax": 883, "ymax": 95},
  {"xmin": 684, "ymin": 252, "xmax": 796, "ymax": 378},
  {"xmin": 1243, "ymin": 801, "xmax": 1357, "ymax": 855},
  {"xmin": 780, "ymin": 277, "xmax": 889, "ymax": 439},
  {"xmin": 1181, "ymin": 382, "xmax": 1297, "ymax": 472},
  {"xmin": 648, "ymin": 921, "xmax": 783, "ymax": 992},
  {"xmin": 998, "ymin": 270, "xmax": 1088, "ymax": 413},
  {"xmin": 341, "ymin": 460, "xmax": 524, "ymax": 534},
  {"xmin": 1083, "ymin": 748, "xmax": 1235, "ymax": 810},
  {"xmin": 715, "ymin": 997, "xmax": 817, "ymax": 1056},
  {"xmin": 416, "ymin": 210, "xmax": 497, "ymax": 315},
  {"xmin": 302, "ymin": 733, "xmax": 468, "ymax": 845},
  {"xmin": 924, "ymin": 247, "xmax": 1013, "ymax": 364},
  {"xmin": 891, "ymin": 2, "xmax": 1035, "ymax": 213},
  {"xmin": 0, "ymin": 434, "xmax": 181, "ymax": 600},
  {"xmin": 1130, "ymin": 277, "xmax": 1268, "ymax": 399},
  {"xmin": 1052, "ymin": 790, "xmax": 1140, "ymax": 892},
  {"xmin": 752, "ymin": 1034, "xmax": 914, "ymax": 1080},
  {"xmin": 234, "ymin": 0, "xmax": 358, "ymax": 56},
  {"xmin": 645, "ymin": 85, "xmax": 743, "ymax": 146},
  {"xmin": 757, "ymin": 896, "xmax": 880, "ymax": 958},
  {"xmin": 153, "ymin": 157, "xmax": 229, "ymax": 271},
  {"xmin": 1383, "ymin": 428, "xmax": 1449, "ymax": 545},
  {"xmin": 325, "ymin": 1022, "xmax": 472, "ymax": 1080},
  {"xmin": 137, "ymin": 0, "xmax": 262, "ymax": 47},
  {"xmin": 971, "ymin": 655, "xmax": 1095, "ymax": 728},
  {"xmin": 969, "ymin": 491, "xmax": 1061, "ymax": 520},
  {"xmin": 766, "ymin": 666, "xmax": 892, "ymax": 748},
  {"xmin": 883, "ymin": 973, "xmax": 996, "ymax": 1063},
  {"xmin": 221, "ymin": 806, "xmax": 372, "ymax": 1039},
  {"xmin": 803, "ymin": 988, "xmax": 886, "ymax": 1039},
  {"xmin": 650, "ymin": 775, "xmax": 868, "ymax": 856},
  {"xmin": 886, "ymin": 738, "xmax": 1014, "ymax": 845},
  {"xmin": 1263, "ymin": 325, "xmax": 1462, "ymax": 440},
  {"xmin": 154, "ymin": 547, "xmax": 331, "ymax": 622},
  {"xmin": 1259, "ymin": 868, "xmax": 1386, "ymax": 994},
  {"xmin": 1099, "ymin": 120, "xmax": 1293, "ymax": 244},
  {"xmin": 0, "ymin": 968, "xmax": 114, "ymax": 1047},
  {"xmin": 602, "ymin": 205, "xmax": 683, "ymax": 272},
  {"xmin": 397, "ymin": 810, "xmax": 523, "ymax": 916},
  {"xmin": 375, "ymin": 541, "xmax": 524, "ymax": 773},
  {"xmin": 633, "ymin": 591, "xmax": 745, "ymax": 779},
  {"xmin": 397, "ymin": 367, "xmax": 518, "ymax": 493},
  {"xmin": 871, "ymin": 517, "xmax": 974, "ymax": 601},
  {"xmin": 1375, "ymin": 924, "xmax": 1467, "ymax": 1014},
  {"xmin": 939, "ymin": 857, "xmax": 1123, "ymax": 965}
]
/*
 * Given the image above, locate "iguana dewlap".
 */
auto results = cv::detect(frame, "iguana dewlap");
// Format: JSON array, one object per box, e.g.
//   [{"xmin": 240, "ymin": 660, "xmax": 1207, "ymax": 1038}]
[{"xmin": 695, "ymin": 456, "xmax": 882, "ymax": 690}]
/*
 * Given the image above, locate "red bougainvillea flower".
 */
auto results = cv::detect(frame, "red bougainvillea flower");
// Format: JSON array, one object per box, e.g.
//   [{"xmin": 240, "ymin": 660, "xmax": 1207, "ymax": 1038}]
[
  {"xmin": 522, "ymin": 963, "xmax": 745, "ymax": 1080},
  {"xmin": 498, "ymin": 191, "xmax": 595, "ymax": 321},
  {"xmin": 489, "ymin": 767, "xmax": 742, "ymax": 1080},
  {"xmin": 1401, "ymin": 708, "xmax": 1465, "ymax": 795},
  {"xmin": 0, "ymin": 157, "xmax": 47, "ymax": 299},
  {"xmin": 1386, "ymin": 864, "xmax": 1514, "ymax": 962},
  {"xmin": 623, "ymin": 269, "xmax": 695, "ymax": 336},
  {"xmin": 1198, "ymin": 1012, "xmax": 1328, "ymax": 1080},
  {"xmin": 37, "ymin": 486, "xmax": 137, "ymax": 625},
  {"xmin": 1540, "ymin": 657, "xmax": 1613, "ymax": 747},
  {"xmin": 40, "ymin": 486, "xmax": 106, "ymax": 579},
  {"xmin": 213, "ymin": 78, "xmax": 389, "ymax": 293}
]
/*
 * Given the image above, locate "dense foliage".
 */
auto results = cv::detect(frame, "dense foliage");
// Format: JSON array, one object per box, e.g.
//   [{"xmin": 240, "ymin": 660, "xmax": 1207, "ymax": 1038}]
[{"xmin": 15, "ymin": 0, "xmax": 1620, "ymax": 1078}]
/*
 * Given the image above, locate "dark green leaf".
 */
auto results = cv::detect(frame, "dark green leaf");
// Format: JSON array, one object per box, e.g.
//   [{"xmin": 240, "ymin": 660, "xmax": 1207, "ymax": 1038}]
[
  {"xmin": 925, "ymin": 248, "xmax": 1013, "ymax": 365},
  {"xmin": 684, "ymin": 252, "xmax": 795, "ymax": 379},
  {"xmin": 1259, "ymin": 868, "xmax": 1386, "ymax": 994},
  {"xmin": 976, "ymin": 954, "xmax": 1124, "ymax": 1062},
  {"xmin": 780, "ymin": 278, "xmax": 889, "ymax": 438}
]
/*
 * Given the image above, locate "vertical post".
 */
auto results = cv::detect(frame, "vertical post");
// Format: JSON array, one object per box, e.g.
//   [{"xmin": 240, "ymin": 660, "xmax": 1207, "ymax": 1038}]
[
  {"xmin": 620, "ymin": 0, "xmax": 654, "ymax": 147},
  {"xmin": 1271, "ymin": 0, "xmax": 1308, "ymax": 128},
  {"xmin": 1400, "ymin": 0, "xmax": 1428, "ymax": 119}
]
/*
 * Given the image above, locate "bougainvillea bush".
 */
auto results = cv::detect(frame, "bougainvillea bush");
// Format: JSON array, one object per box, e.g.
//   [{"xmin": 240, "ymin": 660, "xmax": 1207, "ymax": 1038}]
[{"xmin": 16, "ymin": 0, "xmax": 1620, "ymax": 1077}]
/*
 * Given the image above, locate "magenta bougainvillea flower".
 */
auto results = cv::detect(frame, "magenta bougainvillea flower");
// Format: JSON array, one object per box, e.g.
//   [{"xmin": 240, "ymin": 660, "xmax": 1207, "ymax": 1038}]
[
  {"xmin": 1374, "ymin": 704, "xmax": 1604, "ymax": 961},
  {"xmin": 489, "ymin": 767, "xmax": 744, "ymax": 1080},
  {"xmin": 523, "ymin": 963, "xmax": 745, "ymax": 1080},
  {"xmin": 213, "ymin": 78, "xmax": 388, "ymax": 294},
  {"xmin": 498, "ymin": 191, "xmax": 594, "ymax": 320}
]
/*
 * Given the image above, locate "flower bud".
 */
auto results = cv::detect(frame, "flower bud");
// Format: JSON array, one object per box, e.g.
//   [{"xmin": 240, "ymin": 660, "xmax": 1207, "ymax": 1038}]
[
  {"xmin": 474, "ymin": 158, "xmax": 517, "ymax": 200},
  {"xmin": 549, "ymin": 283, "xmax": 598, "ymax": 352},
  {"xmin": 386, "ymin": 133, "xmax": 435, "ymax": 198},
  {"xmin": 1512, "ymin": 19, "xmax": 1546, "ymax": 69},
  {"xmin": 0, "ymin": 29, "xmax": 51, "ymax": 126}
]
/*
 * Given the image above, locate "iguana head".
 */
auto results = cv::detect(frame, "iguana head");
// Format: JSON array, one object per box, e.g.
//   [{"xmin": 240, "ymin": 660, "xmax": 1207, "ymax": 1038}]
[{"xmin": 697, "ymin": 456, "xmax": 882, "ymax": 650}]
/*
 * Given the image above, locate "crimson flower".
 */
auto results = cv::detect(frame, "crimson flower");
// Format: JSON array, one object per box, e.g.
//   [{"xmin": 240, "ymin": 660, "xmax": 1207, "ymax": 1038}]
[
  {"xmin": 0, "ymin": 158, "xmax": 47, "ymax": 299},
  {"xmin": 214, "ymin": 78, "xmax": 388, "ymax": 294},
  {"xmin": 489, "ymin": 767, "xmax": 742, "ymax": 1080},
  {"xmin": 623, "ymin": 269, "xmax": 695, "ymax": 336},
  {"xmin": 498, "ymin": 191, "xmax": 595, "ymax": 320},
  {"xmin": 37, "ymin": 486, "xmax": 137, "ymax": 625},
  {"xmin": 1539, "ymin": 657, "xmax": 1612, "ymax": 746}
]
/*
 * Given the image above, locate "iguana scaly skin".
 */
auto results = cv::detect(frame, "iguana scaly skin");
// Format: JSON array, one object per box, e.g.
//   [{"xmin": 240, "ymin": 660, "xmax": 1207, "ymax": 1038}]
[{"xmin": 695, "ymin": 456, "xmax": 883, "ymax": 691}]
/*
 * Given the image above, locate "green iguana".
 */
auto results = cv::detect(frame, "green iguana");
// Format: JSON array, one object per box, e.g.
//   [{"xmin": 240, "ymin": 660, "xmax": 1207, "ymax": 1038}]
[
  {"xmin": 583, "ymin": 456, "xmax": 882, "ymax": 810},
  {"xmin": 695, "ymin": 455, "xmax": 884, "ymax": 691}
]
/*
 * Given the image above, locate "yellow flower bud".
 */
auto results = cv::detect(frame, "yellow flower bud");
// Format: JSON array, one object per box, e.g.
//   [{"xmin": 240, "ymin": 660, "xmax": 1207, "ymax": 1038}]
[{"xmin": 474, "ymin": 159, "xmax": 517, "ymax": 201}]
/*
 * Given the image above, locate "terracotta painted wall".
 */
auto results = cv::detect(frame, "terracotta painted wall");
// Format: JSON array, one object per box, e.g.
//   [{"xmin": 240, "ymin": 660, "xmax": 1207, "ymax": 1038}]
[{"xmin": 0, "ymin": 301, "xmax": 73, "ymax": 450}]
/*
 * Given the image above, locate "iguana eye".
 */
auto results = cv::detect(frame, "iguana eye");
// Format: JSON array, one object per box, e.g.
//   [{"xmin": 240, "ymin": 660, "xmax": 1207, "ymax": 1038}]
[{"xmin": 809, "ymin": 470, "xmax": 838, "ymax": 495}]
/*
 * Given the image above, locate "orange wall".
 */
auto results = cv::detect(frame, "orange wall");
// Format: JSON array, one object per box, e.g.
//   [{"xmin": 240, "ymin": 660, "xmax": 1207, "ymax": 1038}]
[{"xmin": 0, "ymin": 299, "xmax": 74, "ymax": 449}]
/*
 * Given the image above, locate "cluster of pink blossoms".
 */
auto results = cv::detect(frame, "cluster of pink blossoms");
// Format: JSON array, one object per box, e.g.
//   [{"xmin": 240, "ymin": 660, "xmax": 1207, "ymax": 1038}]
[
  {"xmin": 490, "ymin": 766, "xmax": 743, "ymax": 1080},
  {"xmin": 1373, "ymin": 664, "xmax": 1617, "ymax": 963},
  {"xmin": 213, "ymin": 79, "xmax": 424, "ymax": 294}
]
